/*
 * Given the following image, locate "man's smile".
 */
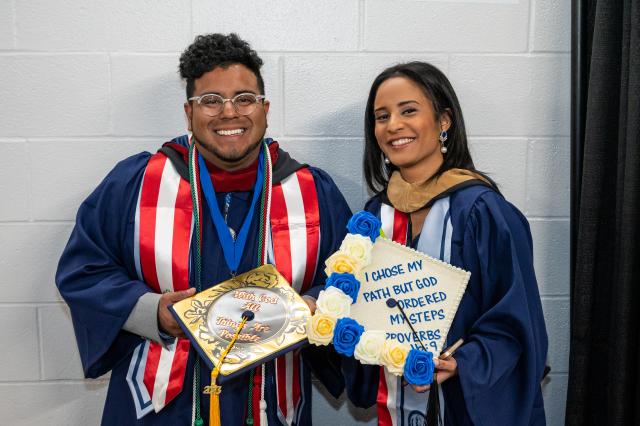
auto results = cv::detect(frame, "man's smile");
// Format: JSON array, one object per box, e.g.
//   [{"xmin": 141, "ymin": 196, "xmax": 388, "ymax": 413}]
[{"xmin": 215, "ymin": 128, "xmax": 246, "ymax": 136}]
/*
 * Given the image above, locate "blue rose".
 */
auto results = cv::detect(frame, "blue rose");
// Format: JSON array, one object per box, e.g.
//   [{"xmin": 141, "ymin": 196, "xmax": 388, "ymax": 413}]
[
  {"xmin": 325, "ymin": 273, "xmax": 361, "ymax": 303},
  {"xmin": 403, "ymin": 349, "xmax": 435, "ymax": 386},
  {"xmin": 332, "ymin": 317, "xmax": 365, "ymax": 357},
  {"xmin": 347, "ymin": 211, "xmax": 382, "ymax": 242}
]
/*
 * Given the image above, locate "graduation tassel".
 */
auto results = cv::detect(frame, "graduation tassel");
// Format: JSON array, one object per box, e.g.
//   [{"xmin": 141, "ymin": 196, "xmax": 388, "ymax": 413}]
[
  {"xmin": 425, "ymin": 379, "xmax": 442, "ymax": 426},
  {"xmin": 208, "ymin": 376, "xmax": 222, "ymax": 426},
  {"xmin": 207, "ymin": 311, "xmax": 254, "ymax": 426},
  {"xmin": 426, "ymin": 338, "xmax": 464, "ymax": 426}
]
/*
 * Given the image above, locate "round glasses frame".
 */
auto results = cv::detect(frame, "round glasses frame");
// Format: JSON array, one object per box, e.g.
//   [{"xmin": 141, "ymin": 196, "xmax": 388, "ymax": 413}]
[{"xmin": 187, "ymin": 92, "xmax": 266, "ymax": 117}]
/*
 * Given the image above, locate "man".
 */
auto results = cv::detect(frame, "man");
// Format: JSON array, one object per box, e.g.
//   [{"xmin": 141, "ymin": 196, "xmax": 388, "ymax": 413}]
[{"xmin": 56, "ymin": 33, "xmax": 350, "ymax": 425}]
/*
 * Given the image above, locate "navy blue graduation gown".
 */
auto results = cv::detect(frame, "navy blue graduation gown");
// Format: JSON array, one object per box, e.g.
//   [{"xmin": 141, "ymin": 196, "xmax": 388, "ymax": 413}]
[
  {"xmin": 343, "ymin": 184, "xmax": 548, "ymax": 426},
  {"xmin": 56, "ymin": 136, "xmax": 352, "ymax": 425}
]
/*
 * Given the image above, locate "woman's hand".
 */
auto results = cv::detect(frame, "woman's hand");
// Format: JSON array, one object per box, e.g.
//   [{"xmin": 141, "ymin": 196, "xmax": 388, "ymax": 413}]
[{"xmin": 409, "ymin": 357, "xmax": 458, "ymax": 392}]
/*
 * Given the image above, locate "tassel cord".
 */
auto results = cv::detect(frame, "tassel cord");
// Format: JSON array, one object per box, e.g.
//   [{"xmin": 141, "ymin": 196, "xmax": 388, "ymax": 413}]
[{"xmin": 425, "ymin": 378, "xmax": 442, "ymax": 426}]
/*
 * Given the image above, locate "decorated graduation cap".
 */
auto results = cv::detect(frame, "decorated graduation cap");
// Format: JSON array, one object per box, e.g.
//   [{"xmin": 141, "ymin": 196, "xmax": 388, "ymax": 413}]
[
  {"xmin": 307, "ymin": 211, "xmax": 470, "ymax": 423},
  {"xmin": 170, "ymin": 264, "xmax": 310, "ymax": 426}
]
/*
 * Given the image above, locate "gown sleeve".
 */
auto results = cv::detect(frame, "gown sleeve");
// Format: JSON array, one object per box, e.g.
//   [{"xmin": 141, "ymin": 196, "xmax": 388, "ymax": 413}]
[
  {"xmin": 451, "ymin": 190, "xmax": 548, "ymax": 425},
  {"xmin": 55, "ymin": 152, "xmax": 155, "ymax": 379},
  {"xmin": 303, "ymin": 167, "xmax": 352, "ymax": 298},
  {"xmin": 300, "ymin": 167, "xmax": 353, "ymax": 399}
]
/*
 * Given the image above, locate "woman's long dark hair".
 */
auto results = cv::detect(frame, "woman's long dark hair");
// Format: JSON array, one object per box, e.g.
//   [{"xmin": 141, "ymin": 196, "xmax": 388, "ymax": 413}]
[{"xmin": 364, "ymin": 61, "xmax": 477, "ymax": 193}]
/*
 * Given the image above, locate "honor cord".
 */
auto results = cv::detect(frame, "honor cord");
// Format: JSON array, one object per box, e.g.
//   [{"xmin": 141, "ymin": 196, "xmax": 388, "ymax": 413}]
[{"xmin": 188, "ymin": 139, "xmax": 272, "ymax": 426}]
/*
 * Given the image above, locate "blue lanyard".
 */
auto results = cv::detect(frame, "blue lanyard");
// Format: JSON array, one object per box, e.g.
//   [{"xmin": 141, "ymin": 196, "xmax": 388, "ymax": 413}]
[{"xmin": 198, "ymin": 146, "xmax": 264, "ymax": 275}]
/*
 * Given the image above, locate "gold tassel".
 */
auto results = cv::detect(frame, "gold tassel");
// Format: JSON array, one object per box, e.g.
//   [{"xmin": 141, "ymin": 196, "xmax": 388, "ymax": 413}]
[
  {"xmin": 208, "ymin": 374, "xmax": 222, "ymax": 426},
  {"xmin": 207, "ymin": 315, "xmax": 250, "ymax": 426}
]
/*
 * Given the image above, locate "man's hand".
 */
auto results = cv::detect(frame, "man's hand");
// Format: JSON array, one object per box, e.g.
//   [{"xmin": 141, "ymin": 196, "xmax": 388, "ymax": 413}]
[
  {"xmin": 409, "ymin": 357, "xmax": 458, "ymax": 393},
  {"xmin": 158, "ymin": 288, "xmax": 196, "ymax": 338},
  {"xmin": 302, "ymin": 296, "xmax": 317, "ymax": 315}
]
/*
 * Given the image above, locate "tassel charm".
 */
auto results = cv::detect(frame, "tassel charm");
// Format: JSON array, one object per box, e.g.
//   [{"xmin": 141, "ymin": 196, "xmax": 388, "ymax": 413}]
[
  {"xmin": 259, "ymin": 399, "xmax": 268, "ymax": 426},
  {"xmin": 259, "ymin": 362, "xmax": 268, "ymax": 425}
]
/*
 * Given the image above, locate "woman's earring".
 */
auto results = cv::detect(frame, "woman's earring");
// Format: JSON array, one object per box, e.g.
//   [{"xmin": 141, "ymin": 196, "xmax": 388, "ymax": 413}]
[
  {"xmin": 439, "ymin": 130, "xmax": 448, "ymax": 154},
  {"xmin": 384, "ymin": 157, "xmax": 390, "ymax": 164}
]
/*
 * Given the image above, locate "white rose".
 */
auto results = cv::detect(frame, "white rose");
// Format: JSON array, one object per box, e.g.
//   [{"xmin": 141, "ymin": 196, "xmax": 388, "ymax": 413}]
[
  {"xmin": 354, "ymin": 330, "xmax": 386, "ymax": 365},
  {"xmin": 316, "ymin": 287, "xmax": 352, "ymax": 319},
  {"xmin": 380, "ymin": 340, "xmax": 411, "ymax": 376},
  {"xmin": 339, "ymin": 234, "xmax": 374, "ymax": 269}
]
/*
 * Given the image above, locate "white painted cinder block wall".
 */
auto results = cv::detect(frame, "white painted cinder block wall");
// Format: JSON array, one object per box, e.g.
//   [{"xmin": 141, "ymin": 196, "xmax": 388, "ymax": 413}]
[{"xmin": 0, "ymin": 0, "xmax": 570, "ymax": 424}]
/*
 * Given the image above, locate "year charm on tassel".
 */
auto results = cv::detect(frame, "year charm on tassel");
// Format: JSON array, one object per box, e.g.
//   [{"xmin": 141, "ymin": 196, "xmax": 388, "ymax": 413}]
[{"xmin": 203, "ymin": 384, "xmax": 222, "ymax": 395}]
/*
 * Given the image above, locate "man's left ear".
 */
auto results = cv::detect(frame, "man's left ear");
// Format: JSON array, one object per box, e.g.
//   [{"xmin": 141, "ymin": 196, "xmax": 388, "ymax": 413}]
[{"xmin": 263, "ymin": 100, "xmax": 270, "ymax": 115}]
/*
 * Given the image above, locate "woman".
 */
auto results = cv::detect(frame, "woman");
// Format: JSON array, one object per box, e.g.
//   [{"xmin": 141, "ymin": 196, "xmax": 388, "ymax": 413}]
[{"xmin": 346, "ymin": 62, "xmax": 548, "ymax": 425}]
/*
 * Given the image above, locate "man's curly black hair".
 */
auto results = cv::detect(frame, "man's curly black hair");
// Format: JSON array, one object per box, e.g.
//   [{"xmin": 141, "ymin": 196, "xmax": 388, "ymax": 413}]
[{"xmin": 179, "ymin": 33, "xmax": 264, "ymax": 99}]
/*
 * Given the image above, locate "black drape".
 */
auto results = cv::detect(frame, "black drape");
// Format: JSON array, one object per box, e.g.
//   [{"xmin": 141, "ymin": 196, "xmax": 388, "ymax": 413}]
[{"xmin": 568, "ymin": 0, "xmax": 640, "ymax": 424}]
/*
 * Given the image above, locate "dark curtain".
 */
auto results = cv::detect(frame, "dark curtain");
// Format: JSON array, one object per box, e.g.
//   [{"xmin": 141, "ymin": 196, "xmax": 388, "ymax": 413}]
[{"xmin": 567, "ymin": 0, "xmax": 640, "ymax": 424}]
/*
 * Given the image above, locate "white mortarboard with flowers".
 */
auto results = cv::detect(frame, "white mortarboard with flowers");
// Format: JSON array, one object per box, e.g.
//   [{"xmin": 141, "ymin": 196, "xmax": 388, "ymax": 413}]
[{"xmin": 307, "ymin": 211, "xmax": 470, "ymax": 385}]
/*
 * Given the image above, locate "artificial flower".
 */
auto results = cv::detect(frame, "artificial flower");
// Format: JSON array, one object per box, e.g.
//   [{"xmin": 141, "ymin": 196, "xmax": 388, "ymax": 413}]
[
  {"xmin": 346, "ymin": 211, "xmax": 382, "ymax": 242},
  {"xmin": 316, "ymin": 286, "xmax": 352, "ymax": 319},
  {"xmin": 306, "ymin": 313, "xmax": 337, "ymax": 345},
  {"xmin": 380, "ymin": 340, "xmax": 411, "ymax": 376},
  {"xmin": 333, "ymin": 317, "xmax": 365, "ymax": 357},
  {"xmin": 325, "ymin": 272, "xmax": 361, "ymax": 303},
  {"xmin": 403, "ymin": 349, "xmax": 435, "ymax": 385},
  {"xmin": 324, "ymin": 252, "xmax": 359, "ymax": 276},
  {"xmin": 354, "ymin": 330, "xmax": 386, "ymax": 365},
  {"xmin": 339, "ymin": 233, "xmax": 373, "ymax": 268}
]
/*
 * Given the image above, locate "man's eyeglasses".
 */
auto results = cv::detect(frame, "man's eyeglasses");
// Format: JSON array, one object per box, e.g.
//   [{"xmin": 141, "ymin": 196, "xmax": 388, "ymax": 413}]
[{"xmin": 188, "ymin": 93, "xmax": 266, "ymax": 117}]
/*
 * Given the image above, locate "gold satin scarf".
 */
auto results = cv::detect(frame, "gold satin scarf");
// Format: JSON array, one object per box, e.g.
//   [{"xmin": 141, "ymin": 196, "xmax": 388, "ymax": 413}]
[{"xmin": 387, "ymin": 168, "xmax": 490, "ymax": 213}]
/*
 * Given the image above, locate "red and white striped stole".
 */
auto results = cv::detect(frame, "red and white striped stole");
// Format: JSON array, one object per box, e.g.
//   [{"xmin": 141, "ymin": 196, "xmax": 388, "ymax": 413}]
[
  {"xmin": 127, "ymin": 151, "xmax": 321, "ymax": 423},
  {"xmin": 377, "ymin": 203, "xmax": 409, "ymax": 426},
  {"xmin": 127, "ymin": 151, "xmax": 193, "ymax": 418},
  {"xmin": 251, "ymin": 167, "xmax": 321, "ymax": 426}
]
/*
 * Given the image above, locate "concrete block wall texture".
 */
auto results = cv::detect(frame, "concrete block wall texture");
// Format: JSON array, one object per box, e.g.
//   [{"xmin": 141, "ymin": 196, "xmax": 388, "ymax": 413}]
[{"xmin": 0, "ymin": 0, "xmax": 570, "ymax": 424}]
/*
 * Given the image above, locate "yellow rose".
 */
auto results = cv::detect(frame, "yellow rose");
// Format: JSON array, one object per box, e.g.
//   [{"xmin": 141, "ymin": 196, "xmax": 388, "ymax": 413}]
[
  {"xmin": 324, "ymin": 252, "xmax": 359, "ymax": 276},
  {"xmin": 307, "ymin": 313, "xmax": 337, "ymax": 346},
  {"xmin": 380, "ymin": 340, "xmax": 410, "ymax": 376},
  {"xmin": 339, "ymin": 234, "xmax": 373, "ymax": 269},
  {"xmin": 354, "ymin": 330, "xmax": 386, "ymax": 365},
  {"xmin": 316, "ymin": 287, "xmax": 352, "ymax": 318}
]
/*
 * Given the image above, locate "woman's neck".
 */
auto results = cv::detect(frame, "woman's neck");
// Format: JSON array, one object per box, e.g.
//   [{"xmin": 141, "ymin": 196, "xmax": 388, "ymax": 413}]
[{"xmin": 398, "ymin": 155, "xmax": 443, "ymax": 184}]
